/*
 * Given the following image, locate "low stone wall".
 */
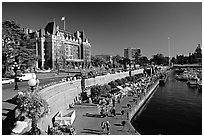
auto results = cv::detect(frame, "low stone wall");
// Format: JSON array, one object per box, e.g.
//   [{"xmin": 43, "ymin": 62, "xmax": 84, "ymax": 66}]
[
  {"xmin": 38, "ymin": 69, "xmax": 144, "ymax": 115},
  {"xmin": 85, "ymin": 69, "xmax": 144, "ymax": 87}
]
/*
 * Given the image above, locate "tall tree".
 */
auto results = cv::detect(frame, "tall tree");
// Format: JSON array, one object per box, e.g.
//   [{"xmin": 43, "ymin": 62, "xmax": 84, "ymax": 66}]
[
  {"xmin": 119, "ymin": 57, "xmax": 130, "ymax": 70},
  {"xmin": 150, "ymin": 54, "xmax": 169, "ymax": 65},
  {"xmin": 112, "ymin": 55, "xmax": 122, "ymax": 68},
  {"xmin": 2, "ymin": 20, "xmax": 37, "ymax": 76},
  {"xmin": 91, "ymin": 55, "xmax": 106, "ymax": 67},
  {"xmin": 138, "ymin": 56, "xmax": 149, "ymax": 65}
]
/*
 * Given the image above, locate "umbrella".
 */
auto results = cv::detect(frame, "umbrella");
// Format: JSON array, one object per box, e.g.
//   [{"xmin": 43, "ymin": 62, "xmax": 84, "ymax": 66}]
[
  {"xmin": 124, "ymin": 87, "xmax": 132, "ymax": 91},
  {"xmin": 117, "ymin": 86, "xmax": 123, "ymax": 90}
]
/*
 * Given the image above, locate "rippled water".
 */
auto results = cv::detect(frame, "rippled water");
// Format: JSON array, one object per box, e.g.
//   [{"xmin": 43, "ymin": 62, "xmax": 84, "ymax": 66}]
[{"xmin": 131, "ymin": 70, "xmax": 202, "ymax": 135}]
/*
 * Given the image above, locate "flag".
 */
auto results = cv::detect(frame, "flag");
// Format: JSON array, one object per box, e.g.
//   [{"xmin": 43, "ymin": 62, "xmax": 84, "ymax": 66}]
[{"xmin": 61, "ymin": 16, "xmax": 65, "ymax": 21}]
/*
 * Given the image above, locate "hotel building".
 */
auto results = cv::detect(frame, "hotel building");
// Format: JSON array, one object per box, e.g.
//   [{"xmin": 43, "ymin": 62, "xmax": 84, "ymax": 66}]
[{"xmin": 28, "ymin": 21, "xmax": 91, "ymax": 70}]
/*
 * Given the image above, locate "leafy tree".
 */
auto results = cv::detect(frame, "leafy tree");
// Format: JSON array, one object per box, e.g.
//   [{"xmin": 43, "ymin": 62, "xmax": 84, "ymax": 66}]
[
  {"xmin": 90, "ymin": 85, "xmax": 102, "ymax": 102},
  {"xmin": 125, "ymin": 76, "xmax": 133, "ymax": 82},
  {"xmin": 115, "ymin": 79, "xmax": 123, "ymax": 86},
  {"xmin": 112, "ymin": 55, "xmax": 122, "ymax": 68},
  {"xmin": 14, "ymin": 90, "xmax": 48, "ymax": 135},
  {"xmin": 119, "ymin": 57, "xmax": 130, "ymax": 70},
  {"xmin": 101, "ymin": 84, "xmax": 111, "ymax": 96},
  {"xmin": 2, "ymin": 20, "xmax": 37, "ymax": 76},
  {"xmin": 138, "ymin": 56, "xmax": 149, "ymax": 66},
  {"xmin": 150, "ymin": 54, "xmax": 169, "ymax": 65},
  {"xmin": 91, "ymin": 55, "xmax": 106, "ymax": 67},
  {"xmin": 120, "ymin": 78, "xmax": 128, "ymax": 84},
  {"xmin": 171, "ymin": 57, "xmax": 176, "ymax": 64},
  {"xmin": 108, "ymin": 81, "xmax": 118, "ymax": 89},
  {"xmin": 80, "ymin": 92, "xmax": 89, "ymax": 101}
]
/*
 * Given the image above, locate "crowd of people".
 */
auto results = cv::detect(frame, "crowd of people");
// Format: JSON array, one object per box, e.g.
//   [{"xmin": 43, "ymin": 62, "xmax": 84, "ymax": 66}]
[{"xmin": 94, "ymin": 70, "xmax": 164, "ymax": 134}]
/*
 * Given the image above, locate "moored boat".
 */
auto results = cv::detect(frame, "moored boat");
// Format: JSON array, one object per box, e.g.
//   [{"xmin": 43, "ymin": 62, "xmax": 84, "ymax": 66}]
[
  {"xmin": 186, "ymin": 78, "xmax": 199, "ymax": 87},
  {"xmin": 197, "ymin": 80, "xmax": 202, "ymax": 92},
  {"xmin": 175, "ymin": 74, "xmax": 188, "ymax": 82}
]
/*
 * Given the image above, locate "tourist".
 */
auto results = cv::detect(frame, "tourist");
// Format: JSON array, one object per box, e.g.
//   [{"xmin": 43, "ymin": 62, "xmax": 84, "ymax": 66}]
[
  {"xmin": 121, "ymin": 110, "xmax": 125, "ymax": 115},
  {"xmin": 106, "ymin": 121, "xmax": 111, "ymax": 135},
  {"xmin": 127, "ymin": 111, "xmax": 129, "ymax": 120},
  {"xmin": 112, "ymin": 98, "xmax": 115, "ymax": 107},
  {"xmin": 101, "ymin": 121, "xmax": 106, "ymax": 132},
  {"xmin": 121, "ymin": 120, "xmax": 126, "ymax": 131},
  {"xmin": 112, "ymin": 107, "xmax": 116, "ymax": 117}
]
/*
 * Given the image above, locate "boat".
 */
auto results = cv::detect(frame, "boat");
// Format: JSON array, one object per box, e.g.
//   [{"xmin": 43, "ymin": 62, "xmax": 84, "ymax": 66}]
[
  {"xmin": 186, "ymin": 78, "xmax": 199, "ymax": 87},
  {"xmin": 197, "ymin": 80, "xmax": 202, "ymax": 92},
  {"xmin": 175, "ymin": 74, "xmax": 188, "ymax": 82}
]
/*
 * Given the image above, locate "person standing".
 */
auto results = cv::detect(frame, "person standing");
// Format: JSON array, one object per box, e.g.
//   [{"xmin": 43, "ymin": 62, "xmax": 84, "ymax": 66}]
[
  {"xmin": 127, "ymin": 111, "xmax": 129, "ymax": 120},
  {"xmin": 112, "ymin": 107, "xmax": 116, "ymax": 117},
  {"xmin": 121, "ymin": 109, "xmax": 125, "ymax": 119}
]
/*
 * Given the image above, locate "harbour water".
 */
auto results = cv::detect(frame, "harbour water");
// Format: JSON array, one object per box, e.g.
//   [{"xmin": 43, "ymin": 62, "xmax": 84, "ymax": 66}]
[{"xmin": 131, "ymin": 69, "xmax": 202, "ymax": 135}]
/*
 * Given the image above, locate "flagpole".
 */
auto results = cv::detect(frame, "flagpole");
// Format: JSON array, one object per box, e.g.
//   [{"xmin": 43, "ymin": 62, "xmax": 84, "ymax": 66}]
[
  {"xmin": 64, "ymin": 17, "xmax": 65, "ymax": 31},
  {"xmin": 64, "ymin": 17, "xmax": 66, "ymax": 31},
  {"xmin": 168, "ymin": 37, "xmax": 171, "ymax": 67}
]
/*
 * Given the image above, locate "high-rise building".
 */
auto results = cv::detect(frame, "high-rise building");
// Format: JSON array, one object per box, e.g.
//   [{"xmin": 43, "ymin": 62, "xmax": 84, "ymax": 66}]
[
  {"xmin": 29, "ymin": 21, "xmax": 91, "ymax": 70},
  {"xmin": 124, "ymin": 47, "xmax": 141, "ymax": 61}
]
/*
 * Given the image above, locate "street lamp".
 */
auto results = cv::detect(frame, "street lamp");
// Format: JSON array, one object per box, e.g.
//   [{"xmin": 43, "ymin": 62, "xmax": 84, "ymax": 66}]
[
  {"xmin": 12, "ymin": 62, "xmax": 19, "ymax": 90},
  {"xmin": 28, "ymin": 78, "xmax": 37, "ymax": 92}
]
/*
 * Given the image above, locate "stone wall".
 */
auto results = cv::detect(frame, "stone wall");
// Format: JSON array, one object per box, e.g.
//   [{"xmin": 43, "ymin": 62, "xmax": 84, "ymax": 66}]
[{"xmin": 38, "ymin": 69, "xmax": 144, "ymax": 113}]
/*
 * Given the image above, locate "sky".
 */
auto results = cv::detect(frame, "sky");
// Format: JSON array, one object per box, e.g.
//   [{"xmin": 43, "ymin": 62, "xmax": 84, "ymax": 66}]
[{"xmin": 2, "ymin": 2, "xmax": 202, "ymax": 59}]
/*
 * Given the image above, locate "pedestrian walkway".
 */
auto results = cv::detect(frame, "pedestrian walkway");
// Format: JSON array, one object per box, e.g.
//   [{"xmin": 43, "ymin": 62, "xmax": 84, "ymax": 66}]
[
  {"xmin": 68, "ymin": 80, "xmax": 159, "ymax": 135},
  {"xmin": 69, "ymin": 93, "xmax": 142, "ymax": 135},
  {"xmin": 37, "ymin": 76, "xmax": 160, "ymax": 135}
]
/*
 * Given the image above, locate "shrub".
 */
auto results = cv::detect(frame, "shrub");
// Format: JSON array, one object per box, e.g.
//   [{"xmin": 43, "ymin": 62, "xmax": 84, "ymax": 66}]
[
  {"xmin": 120, "ymin": 78, "xmax": 127, "ymax": 84},
  {"xmin": 115, "ymin": 79, "xmax": 122, "ymax": 86},
  {"xmin": 108, "ymin": 81, "xmax": 118, "ymax": 89},
  {"xmin": 100, "ymin": 84, "xmax": 111, "ymax": 96},
  {"xmin": 90, "ymin": 85, "xmax": 102, "ymax": 102},
  {"xmin": 80, "ymin": 92, "xmax": 89, "ymax": 101},
  {"xmin": 15, "ymin": 90, "xmax": 49, "ymax": 135}
]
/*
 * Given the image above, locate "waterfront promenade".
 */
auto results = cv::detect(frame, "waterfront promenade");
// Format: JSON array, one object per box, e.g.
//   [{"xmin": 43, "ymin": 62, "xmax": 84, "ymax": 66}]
[
  {"xmin": 38, "ymin": 73, "xmax": 161, "ymax": 135},
  {"xmin": 70, "ymin": 79, "xmax": 159, "ymax": 135}
]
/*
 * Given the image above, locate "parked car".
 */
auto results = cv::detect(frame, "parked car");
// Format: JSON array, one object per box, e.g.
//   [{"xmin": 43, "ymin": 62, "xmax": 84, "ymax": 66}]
[
  {"xmin": 2, "ymin": 78, "xmax": 14, "ymax": 84},
  {"xmin": 17, "ymin": 73, "xmax": 36, "ymax": 81}
]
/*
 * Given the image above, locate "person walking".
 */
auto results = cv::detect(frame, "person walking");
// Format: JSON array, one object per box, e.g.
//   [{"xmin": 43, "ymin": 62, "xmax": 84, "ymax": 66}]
[
  {"xmin": 101, "ymin": 121, "xmax": 106, "ymax": 133},
  {"xmin": 106, "ymin": 121, "xmax": 111, "ymax": 135},
  {"xmin": 121, "ymin": 109, "xmax": 125, "ymax": 119}
]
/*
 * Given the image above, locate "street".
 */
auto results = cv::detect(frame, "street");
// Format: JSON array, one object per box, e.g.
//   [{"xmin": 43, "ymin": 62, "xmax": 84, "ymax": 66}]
[{"xmin": 2, "ymin": 72, "xmax": 69, "ymax": 121}]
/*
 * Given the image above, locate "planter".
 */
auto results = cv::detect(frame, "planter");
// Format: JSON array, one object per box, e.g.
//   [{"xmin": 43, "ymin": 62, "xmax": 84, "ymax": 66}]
[{"xmin": 54, "ymin": 110, "xmax": 76, "ymax": 126}]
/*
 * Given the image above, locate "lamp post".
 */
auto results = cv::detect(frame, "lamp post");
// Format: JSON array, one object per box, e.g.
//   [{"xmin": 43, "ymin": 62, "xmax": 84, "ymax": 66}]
[
  {"xmin": 12, "ymin": 62, "xmax": 19, "ymax": 90},
  {"xmin": 28, "ymin": 78, "xmax": 37, "ymax": 92},
  {"xmin": 27, "ymin": 78, "xmax": 41, "ymax": 135}
]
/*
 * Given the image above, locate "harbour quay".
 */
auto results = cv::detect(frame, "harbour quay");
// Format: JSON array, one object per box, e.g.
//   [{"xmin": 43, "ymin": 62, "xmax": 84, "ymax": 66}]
[{"xmin": 36, "ymin": 67, "xmax": 168, "ymax": 135}]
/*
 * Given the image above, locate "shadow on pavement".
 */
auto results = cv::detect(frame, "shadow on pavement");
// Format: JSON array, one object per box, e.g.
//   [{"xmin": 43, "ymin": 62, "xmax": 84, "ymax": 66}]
[
  {"xmin": 2, "ymin": 107, "xmax": 17, "ymax": 135},
  {"xmin": 83, "ymin": 113, "xmax": 104, "ymax": 118},
  {"xmin": 114, "ymin": 123, "xmax": 123, "ymax": 126},
  {"xmin": 81, "ymin": 128, "xmax": 104, "ymax": 135},
  {"xmin": 3, "ymin": 98, "xmax": 17, "ymax": 105}
]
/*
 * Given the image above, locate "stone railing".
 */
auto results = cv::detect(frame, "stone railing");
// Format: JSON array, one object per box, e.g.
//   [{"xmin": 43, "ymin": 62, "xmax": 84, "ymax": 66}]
[{"xmin": 38, "ymin": 69, "xmax": 144, "ymax": 115}]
